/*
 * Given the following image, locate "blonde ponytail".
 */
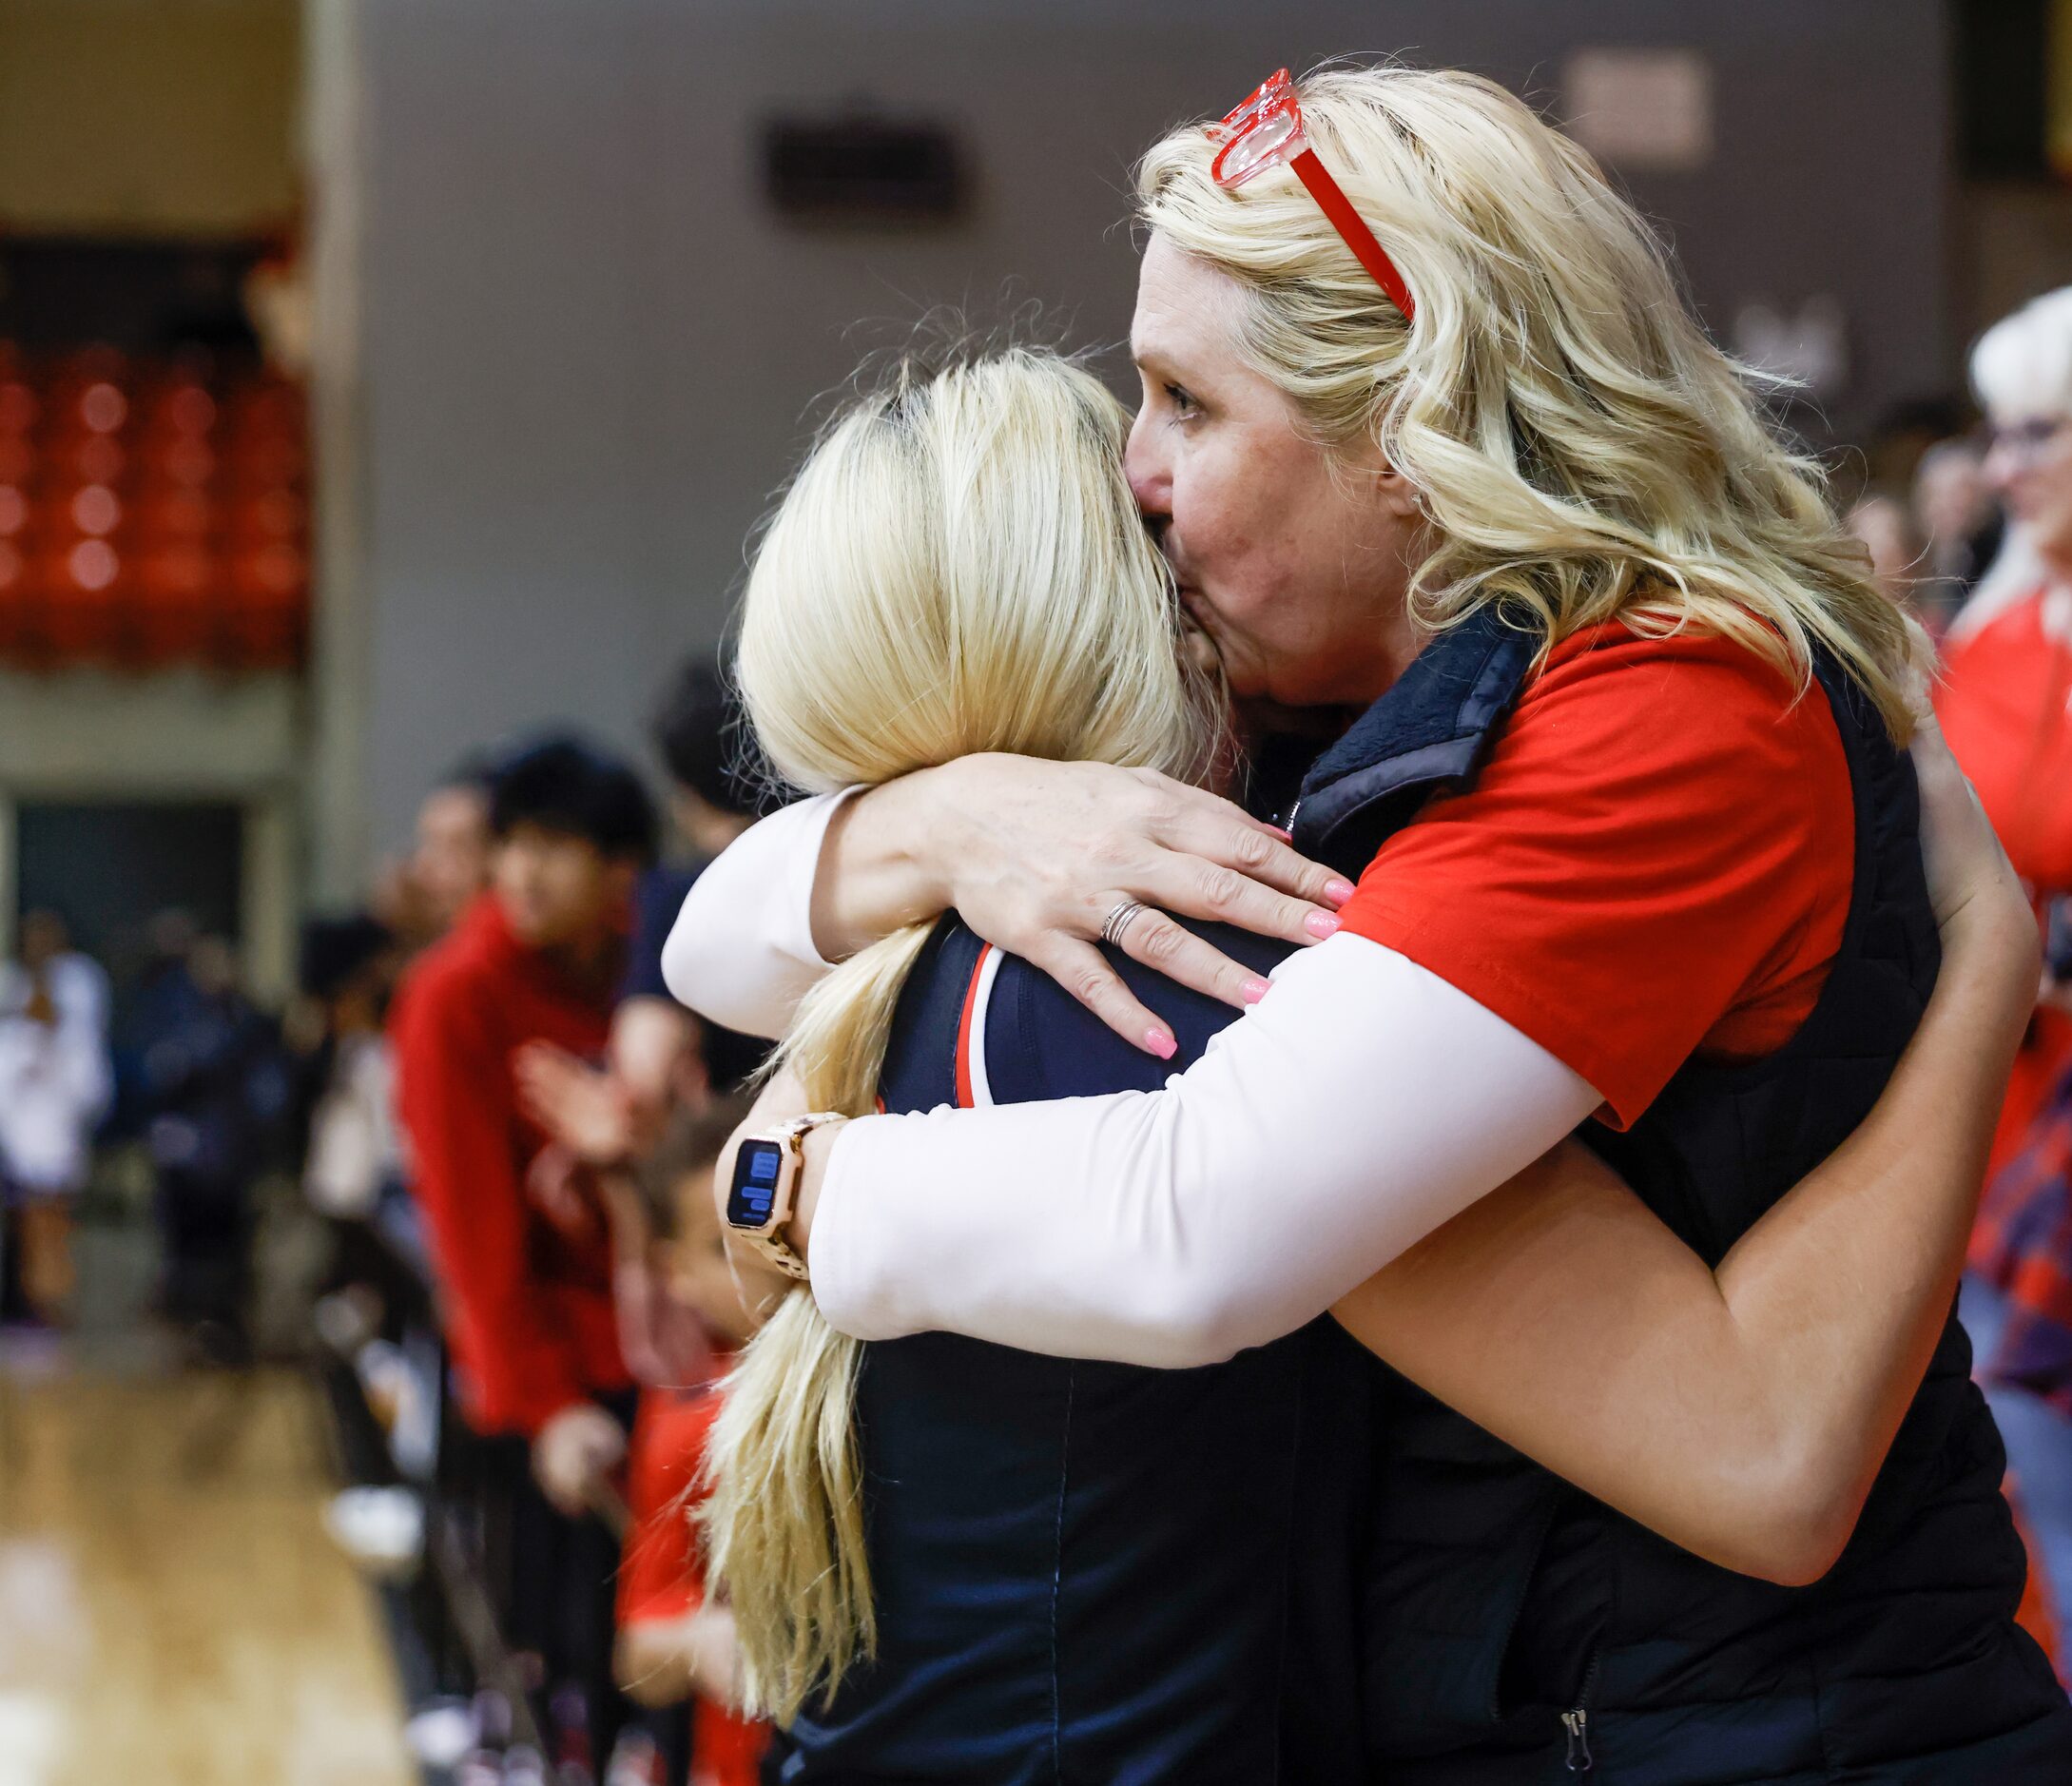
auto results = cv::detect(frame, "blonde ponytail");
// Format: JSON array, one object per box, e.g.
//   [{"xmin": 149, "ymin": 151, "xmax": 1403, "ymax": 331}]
[
  {"xmin": 697, "ymin": 346, "xmax": 1218, "ymax": 1722},
  {"xmin": 696, "ymin": 926, "xmax": 930, "ymax": 1721}
]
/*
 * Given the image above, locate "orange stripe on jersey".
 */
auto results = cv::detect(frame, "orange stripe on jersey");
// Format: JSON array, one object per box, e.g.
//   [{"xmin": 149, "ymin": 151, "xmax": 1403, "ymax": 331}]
[{"xmin": 953, "ymin": 942, "xmax": 994, "ymax": 1110}]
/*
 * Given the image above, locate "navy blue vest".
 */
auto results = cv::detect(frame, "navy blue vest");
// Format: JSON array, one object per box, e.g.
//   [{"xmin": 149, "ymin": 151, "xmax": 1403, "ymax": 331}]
[
  {"xmin": 1291, "ymin": 607, "xmax": 2072, "ymax": 1783},
  {"xmin": 781, "ymin": 920, "xmax": 1373, "ymax": 1783}
]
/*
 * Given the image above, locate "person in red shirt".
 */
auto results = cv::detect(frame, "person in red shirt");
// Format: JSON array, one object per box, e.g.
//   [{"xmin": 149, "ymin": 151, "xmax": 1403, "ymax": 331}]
[
  {"xmin": 1939, "ymin": 584, "xmax": 2072, "ymax": 1190},
  {"xmin": 1941, "ymin": 284, "xmax": 2072, "ymax": 1679},
  {"xmin": 1941, "ymin": 289, "xmax": 2072, "ymax": 1188},
  {"xmin": 513, "ymin": 660, "xmax": 776, "ymax": 1212},
  {"xmin": 391, "ymin": 732, "xmax": 656, "ymax": 1762}
]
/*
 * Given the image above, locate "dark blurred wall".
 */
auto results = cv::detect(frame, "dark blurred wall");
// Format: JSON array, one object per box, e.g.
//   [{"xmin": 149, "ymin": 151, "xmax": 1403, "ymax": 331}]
[{"xmin": 324, "ymin": 0, "xmax": 1949, "ymax": 873}]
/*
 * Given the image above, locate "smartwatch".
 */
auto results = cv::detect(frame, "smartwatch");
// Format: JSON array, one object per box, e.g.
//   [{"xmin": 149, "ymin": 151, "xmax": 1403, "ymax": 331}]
[{"xmin": 725, "ymin": 1112, "xmax": 845, "ymax": 1282}]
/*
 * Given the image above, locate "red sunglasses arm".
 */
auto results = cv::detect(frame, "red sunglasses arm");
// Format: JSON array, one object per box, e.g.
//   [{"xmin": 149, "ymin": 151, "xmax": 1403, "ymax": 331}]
[{"xmin": 1290, "ymin": 148, "xmax": 1417, "ymax": 323}]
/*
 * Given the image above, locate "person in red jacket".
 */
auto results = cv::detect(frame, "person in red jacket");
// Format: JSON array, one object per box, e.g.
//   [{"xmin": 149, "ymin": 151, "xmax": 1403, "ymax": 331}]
[{"xmin": 391, "ymin": 732, "xmax": 657, "ymax": 1764}]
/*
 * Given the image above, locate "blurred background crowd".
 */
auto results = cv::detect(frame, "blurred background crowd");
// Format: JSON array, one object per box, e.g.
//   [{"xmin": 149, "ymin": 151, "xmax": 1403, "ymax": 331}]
[{"xmin": 7, "ymin": 3, "xmax": 2072, "ymax": 1784}]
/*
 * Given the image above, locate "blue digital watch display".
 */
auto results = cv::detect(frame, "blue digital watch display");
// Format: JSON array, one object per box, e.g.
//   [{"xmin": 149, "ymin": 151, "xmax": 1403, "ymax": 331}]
[{"xmin": 726, "ymin": 1137, "xmax": 786, "ymax": 1230}]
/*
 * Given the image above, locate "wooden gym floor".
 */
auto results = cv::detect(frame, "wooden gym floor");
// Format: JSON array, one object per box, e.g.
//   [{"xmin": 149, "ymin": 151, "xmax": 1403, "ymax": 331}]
[{"xmin": 0, "ymin": 1351, "xmax": 416, "ymax": 1786}]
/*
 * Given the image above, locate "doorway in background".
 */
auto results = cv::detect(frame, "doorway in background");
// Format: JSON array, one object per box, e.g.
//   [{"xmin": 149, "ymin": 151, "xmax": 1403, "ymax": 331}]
[{"xmin": 11, "ymin": 798, "xmax": 244, "ymax": 993}]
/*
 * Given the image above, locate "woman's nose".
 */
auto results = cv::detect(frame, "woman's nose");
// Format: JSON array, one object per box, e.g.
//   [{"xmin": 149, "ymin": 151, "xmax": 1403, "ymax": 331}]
[{"xmin": 1125, "ymin": 412, "xmax": 1171, "ymax": 520}]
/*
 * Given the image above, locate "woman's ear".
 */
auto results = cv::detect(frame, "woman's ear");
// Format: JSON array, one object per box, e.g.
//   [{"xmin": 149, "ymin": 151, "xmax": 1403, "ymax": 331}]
[{"xmin": 1376, "ymin": 461, "xmax": 1422, "ymax": 519}]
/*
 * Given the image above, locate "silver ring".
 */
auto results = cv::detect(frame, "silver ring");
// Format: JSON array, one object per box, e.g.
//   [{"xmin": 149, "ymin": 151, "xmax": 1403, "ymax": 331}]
[{"xmin": 1099, "ymin": 898, "xmax": 1149, "ymax": 947}]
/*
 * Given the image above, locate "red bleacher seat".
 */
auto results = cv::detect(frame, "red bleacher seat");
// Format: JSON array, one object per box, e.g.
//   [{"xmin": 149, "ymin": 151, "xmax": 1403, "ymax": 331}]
[
  {"xmin": 136, "ymin": 541, "xmax": 218, "ymax": 659},
  {"xmin": 0, "ymin": 537, "xmax": 30, "ymax": 654},
  {"xmin": 0, "ymin": 342, "xmax": 310, "ymax": 670},
  {"xmin": 38, "ymin": 536, "xmax": 125, "ymax": 658}
]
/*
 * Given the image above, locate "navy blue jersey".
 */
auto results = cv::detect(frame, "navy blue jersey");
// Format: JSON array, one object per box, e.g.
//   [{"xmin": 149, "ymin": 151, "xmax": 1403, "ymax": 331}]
[{"xmin": 782, "ymin": 918, "xmax": 1373, "ymax": 1784}]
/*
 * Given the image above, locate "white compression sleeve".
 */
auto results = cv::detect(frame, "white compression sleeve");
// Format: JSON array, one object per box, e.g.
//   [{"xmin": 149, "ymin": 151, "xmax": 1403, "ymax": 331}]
[
  {"xmin": 810, "ymin": 931, "xmax": 1600, "ymax": 1367},
  {"xmin": 661, "ymin": 791, "xmax": 851, "ymax": 1039}
]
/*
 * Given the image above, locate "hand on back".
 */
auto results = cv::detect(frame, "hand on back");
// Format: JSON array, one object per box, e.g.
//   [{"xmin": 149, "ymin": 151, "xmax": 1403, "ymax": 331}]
[
  {"xmin": 1910, "ymin": 714, "xmax": 2042, "ymax": 1002},
  {"xmin": 867, "ymin": 754, "xmax": 1354, "ymax": 1055}
]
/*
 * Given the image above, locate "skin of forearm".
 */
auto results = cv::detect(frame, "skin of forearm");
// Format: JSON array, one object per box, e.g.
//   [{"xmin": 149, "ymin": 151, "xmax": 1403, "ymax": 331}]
[
  {"xmin": 807, "ymin": 771, "xmax": 949, "ymax": 963},
  {"xmin": 1337, "ymin": 899, "xmax": 2038, "ymax": 1583},
  {"xmin": 1699, "ymin": 896, "xmax": 2041, "ymax": 1564},
  {"xmin": 1342, "ymin": 1156, "xmax": 1815, "ymax": 1579}
]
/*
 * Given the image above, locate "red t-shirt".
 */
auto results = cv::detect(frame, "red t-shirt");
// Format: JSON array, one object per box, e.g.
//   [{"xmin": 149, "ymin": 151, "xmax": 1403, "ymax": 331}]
[
  {"xmin": 390, "ymin": 893, "xmax": 629, "ymax": 1436},
  {"xmin": 1336, "ymin": 625, "xmax": 1856, "ymax": 1128},
  {"xmin": 618, "ymin": 1383, "xmax": 768, "ymax": 1786},
  {"xmin": 1935, "ymin": 589, "xmax": 2072, "ymax": 1189},
  {"xmin": 1937, "ymin": 590, "xmax": 2072, "ymax": 897},
  {"xmin": 618, "ymin": 1385, "xmax": 721, "ymax": 1627}
]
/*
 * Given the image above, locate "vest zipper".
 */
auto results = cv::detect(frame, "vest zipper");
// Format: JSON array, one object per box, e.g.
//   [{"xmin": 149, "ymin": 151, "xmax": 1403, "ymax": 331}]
[
  {"xmin": 1560, "ymin": 1709, "xmax": 1592, "ymax": 1773},
  {"xmin": 1562, "ymin": 1650, "xmax": 1601, "ymax": 1773}
]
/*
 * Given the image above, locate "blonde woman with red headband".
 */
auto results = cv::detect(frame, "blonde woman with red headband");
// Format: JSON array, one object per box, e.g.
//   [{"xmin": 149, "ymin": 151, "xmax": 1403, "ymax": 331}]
[{"xmin": 680, "ymin": 67, "xmax": 2072, "ymax": 1782}]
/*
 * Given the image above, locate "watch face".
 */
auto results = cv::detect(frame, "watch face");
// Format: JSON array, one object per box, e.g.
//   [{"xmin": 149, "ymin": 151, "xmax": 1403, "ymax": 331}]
[{"xmin": 726, "ymin": 1138, "xmax": 786, "ymax": 1232}]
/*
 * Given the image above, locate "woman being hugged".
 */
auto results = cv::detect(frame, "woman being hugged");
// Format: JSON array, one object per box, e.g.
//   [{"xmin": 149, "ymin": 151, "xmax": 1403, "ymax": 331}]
[
  {"xmin": 700, "ymin": 348, "xmax": 1380, "ymax": 1780},
  {"xmin": 685, "ymin": 66, "xmax": 2072, "ymax": 1783}
]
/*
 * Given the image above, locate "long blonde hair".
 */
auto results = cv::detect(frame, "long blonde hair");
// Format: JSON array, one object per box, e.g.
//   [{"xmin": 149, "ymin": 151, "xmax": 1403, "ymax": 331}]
[
  {"xmin": 699, "ymin": 346, "xmax": 1219, "ymax": 1723},
  {"xmin": 1139, "ymin": 65, "xmax": 1925, "ymax": 737}
]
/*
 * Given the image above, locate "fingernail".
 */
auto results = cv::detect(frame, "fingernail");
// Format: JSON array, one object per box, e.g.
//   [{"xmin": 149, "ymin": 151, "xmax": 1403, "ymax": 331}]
[
  {"xmin": 1305, "ymin": 911, "xmax": 1343, "ymax": 940},
  {"xmin": 1145, "ymin": 1027, "xmax": 1178, "ymax": 1059},
  {"xmin": 1242, "ymin": 976, "xmax": 1271, "ymax": 1004},
  {"xmin": 1325, "ymin": 878, "xmax": 1357, "ymax": 906},
  {"xmin": 1265, "ymin": 825, "xmax": 1294, "ymax": 843}
]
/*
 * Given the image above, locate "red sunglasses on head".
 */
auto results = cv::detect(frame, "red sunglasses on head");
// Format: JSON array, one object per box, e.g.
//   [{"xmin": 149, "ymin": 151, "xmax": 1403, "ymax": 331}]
[{"xmin": 1209, "ymin": 68, "xmax": 1416, "ymax": 324}]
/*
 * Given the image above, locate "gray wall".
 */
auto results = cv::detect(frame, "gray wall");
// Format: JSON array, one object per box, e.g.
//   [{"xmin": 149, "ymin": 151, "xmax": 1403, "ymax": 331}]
[{"xmin": 333, "ymin": 0, "xmax": 1950, "ymax": 873}]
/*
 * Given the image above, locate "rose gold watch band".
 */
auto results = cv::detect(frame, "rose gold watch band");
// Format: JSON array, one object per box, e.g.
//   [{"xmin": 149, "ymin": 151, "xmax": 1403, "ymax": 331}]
[
  {"xmin": 744, "ymin": 1230, "xmax": 812, "ymax": 1281},
  {"xmin": 747, "ymin": 1111, "xmax": 844, "ymax": 1284}
]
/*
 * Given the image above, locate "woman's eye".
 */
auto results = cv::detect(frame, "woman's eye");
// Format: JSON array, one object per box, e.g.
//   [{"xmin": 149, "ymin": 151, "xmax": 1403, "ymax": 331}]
[{"xmin": 1164, "ymin": 382, "xmax": 1199, "ymax": 418}]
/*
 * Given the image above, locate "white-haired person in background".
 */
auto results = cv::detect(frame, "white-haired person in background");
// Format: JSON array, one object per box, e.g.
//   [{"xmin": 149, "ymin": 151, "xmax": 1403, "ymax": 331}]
[{"xmin": 1947, "ymin": 284, "xmax": 2072, "ymax": 1682}]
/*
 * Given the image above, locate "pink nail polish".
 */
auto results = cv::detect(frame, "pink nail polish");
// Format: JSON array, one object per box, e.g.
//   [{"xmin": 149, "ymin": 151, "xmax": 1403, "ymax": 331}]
[
  {"xmin": 1325, "ymin": 878, "xmax": 1357, "ymax": 906},
  {"xmin": 1242, "ymin": 976, "xmax": 1271, "ymax": 1004},
  {"xmin": 1265, "ymin": 825, "xmax": 1294, "ymax": 843},
  {"xmin": 1305, "ymin": 911, "xmax": 1342, "ymax": 940},
  {"xmin": 1145, "ymin": 1028, "xmax": 1178, "ymax": 1059}
]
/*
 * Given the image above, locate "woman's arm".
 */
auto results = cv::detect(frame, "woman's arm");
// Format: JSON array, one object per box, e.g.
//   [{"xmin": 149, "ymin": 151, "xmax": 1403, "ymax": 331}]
[
  {"xmin": 1331, "ymin": 715, "xmax": 2034, "ymax": 1583},
  {"xmin": 663, "ymin": 759, "xmax": 1347, "ymax": 1049},
  {"xmin": 780, "ymin": 936, "xmax": 1602, "ymax": 1365},
  {"xmin": 663, "ymin": 791, "xmax": 854, "ymax": 1039},
  {"xmin": 758, "ymin": 717, "xmax": 2021, "ymax": 1380},
  {"xmin": 1334, "ymin": 883, "xmax": 2038, "ymax": 1586}
]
